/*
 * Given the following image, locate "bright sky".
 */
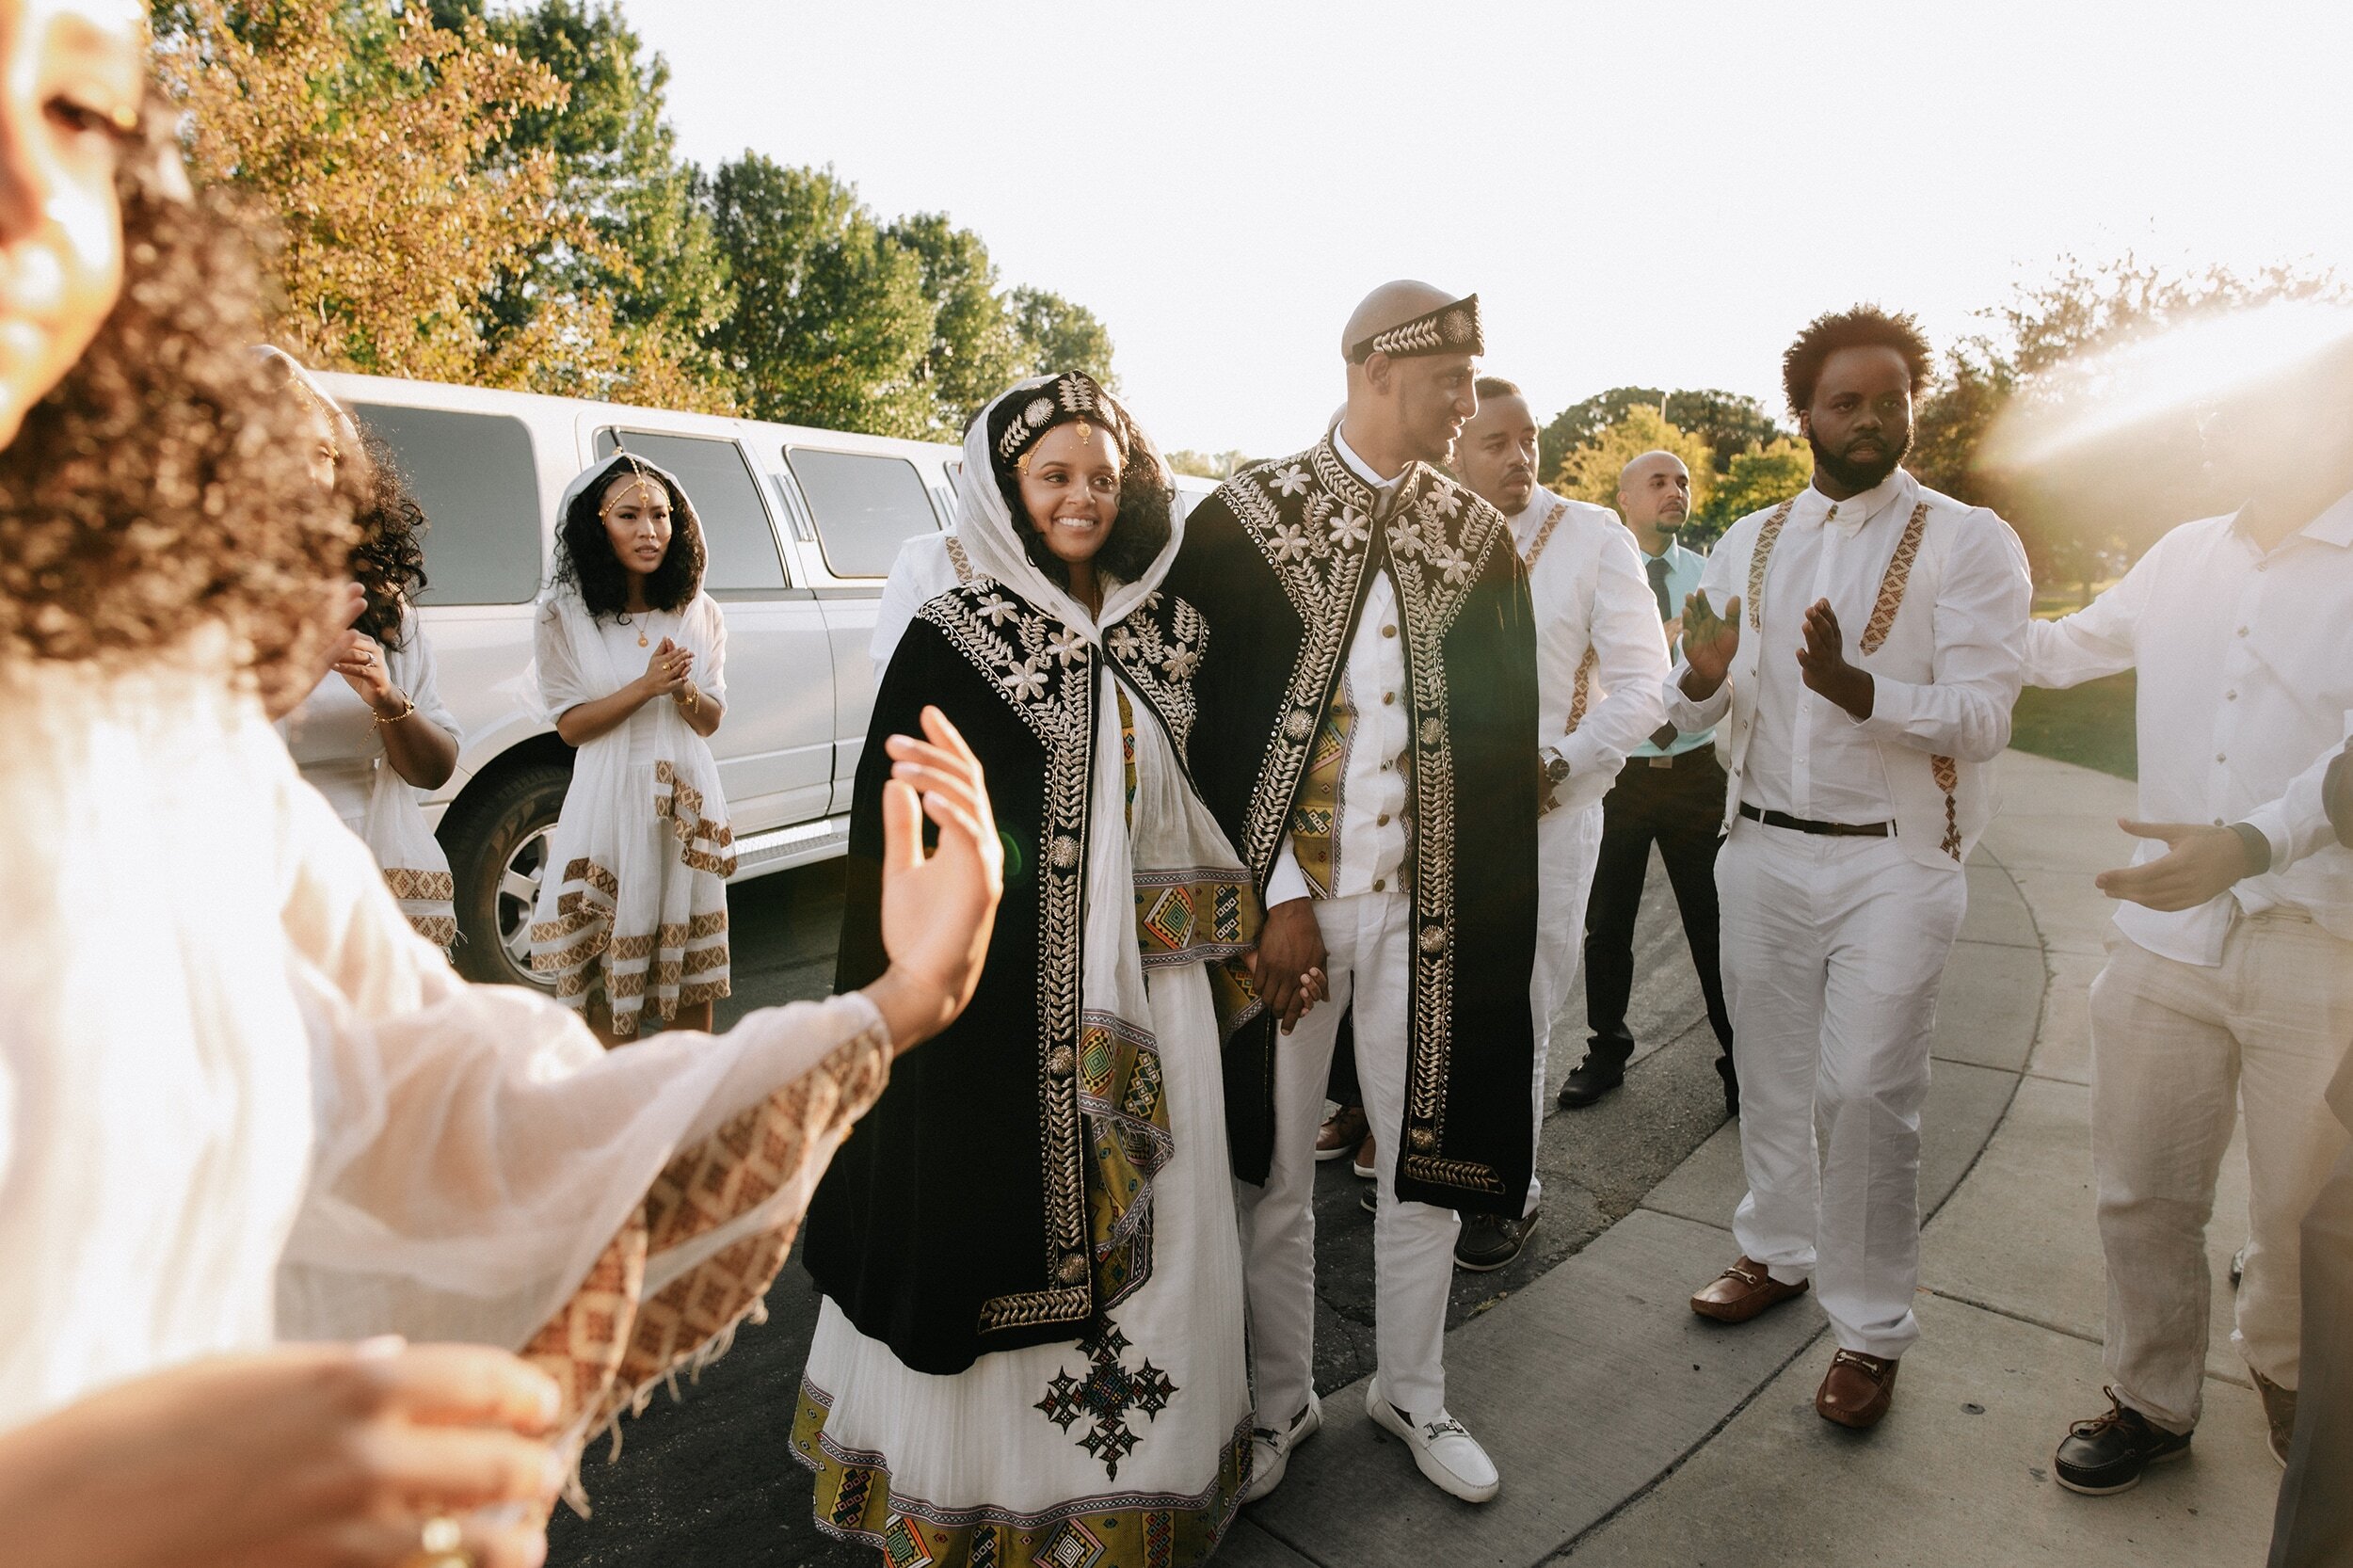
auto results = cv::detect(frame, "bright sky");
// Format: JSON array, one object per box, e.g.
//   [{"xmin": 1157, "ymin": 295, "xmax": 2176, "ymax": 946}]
[{"xmin": 616, "ymin": 0, "xmax": 2353, "ymax": 458}]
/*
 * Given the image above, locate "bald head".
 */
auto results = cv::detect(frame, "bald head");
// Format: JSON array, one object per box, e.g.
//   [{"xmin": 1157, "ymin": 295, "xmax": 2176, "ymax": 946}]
[
  {"xmin": 1341, "ymin": 280, "xmax": 1456, "ymax": 360},
  {"xmin": 1337, "ymin": 280, "xmax": 1479, "ymax": 476},
  {"xmin": 1617, "ymin": 449, "xmax": 1692, "ymax": 547}
]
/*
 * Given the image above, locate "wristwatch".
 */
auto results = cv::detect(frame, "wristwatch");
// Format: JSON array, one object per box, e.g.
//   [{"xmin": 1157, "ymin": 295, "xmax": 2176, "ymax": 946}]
[{"xmin": 1538, "ymin": 746, "xmax": 1571, "ymax": 815}]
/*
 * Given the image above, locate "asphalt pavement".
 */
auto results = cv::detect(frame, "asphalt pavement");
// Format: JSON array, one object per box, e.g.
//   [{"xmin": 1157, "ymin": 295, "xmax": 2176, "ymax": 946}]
[{"xmin": 545, "ymin": 849, "xmax": 1729, "ymax": 1567}]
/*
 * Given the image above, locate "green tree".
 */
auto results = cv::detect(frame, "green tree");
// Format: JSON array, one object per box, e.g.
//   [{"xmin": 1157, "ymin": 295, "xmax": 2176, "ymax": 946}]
[
  {"xmin": 886, "ymin": 214, "xmax": 1027, "ymax": 438},
  {"xmin": 437, "ymin": 0, "xmax": 736, "ymax": 408},
  {"xmin": 707, "ymin": 156, "xmax": 934, "ymax": 437},
  {"xmin": 1689, "ymin": 437, "xmax": 1812, "ymax": 545},
  {"xmin": 1012, "ymin": 287, "xmax": 1118, "ymax": 387},
  {"xmin": 1541, "ymin": 386, "xmax": 1783, "ymax": 484},
  {"xmin": 1553, "ymin": 408, "xmax": 1715, "ymax": 517},
  {"xmin": 1166, "ymin": 449, "xmax": 1252, "ymax": 480}
]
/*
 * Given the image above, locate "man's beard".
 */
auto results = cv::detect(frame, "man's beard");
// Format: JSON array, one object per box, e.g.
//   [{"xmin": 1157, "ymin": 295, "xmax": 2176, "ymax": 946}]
[
  {"xmin": 1808, "ymin": 425, "xmax": 1910, "ymax": 492},
  {"xmin": 1654, "ymin": 510, "xmax": 1688, "ymax": 534}
]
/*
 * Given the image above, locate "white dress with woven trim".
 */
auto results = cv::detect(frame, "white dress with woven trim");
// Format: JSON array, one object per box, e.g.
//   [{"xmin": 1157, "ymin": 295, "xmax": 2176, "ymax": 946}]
[{"xmin": 529, "ymin": 587, "xmax": 733, "ymax": 1034}]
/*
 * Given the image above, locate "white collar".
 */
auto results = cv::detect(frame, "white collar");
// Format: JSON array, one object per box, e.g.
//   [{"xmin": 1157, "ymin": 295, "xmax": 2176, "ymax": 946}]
[
  {"xmin": 1506, "ymin": 488, "xmax": 1561, "ymax": 544},
  {"xmin": 1799, "ymin": 468, "xmax": 1910, "ymax": 532},
  {"xmin": 1333, "ymin": 424, "xmax": 1406, "ymax": 491}
]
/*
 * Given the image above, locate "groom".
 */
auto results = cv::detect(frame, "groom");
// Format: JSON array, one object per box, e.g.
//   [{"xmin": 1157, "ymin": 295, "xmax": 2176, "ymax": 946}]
[{"xmin": 1165, "ymin": 280, "xmax": 1541, "ymax": 1505}]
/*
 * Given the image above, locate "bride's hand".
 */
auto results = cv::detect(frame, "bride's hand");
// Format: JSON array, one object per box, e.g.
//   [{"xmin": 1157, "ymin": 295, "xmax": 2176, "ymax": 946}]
[
  {"xmin": 264, "ymin": 581, "xmax": 368, "ymax": 721},
  {"xmin": 864, "ymin": 706, "xmax": 1002, "ymax": 1054},
  {"xmin": 0, "ymin": 1338, "xmax": 563, "ymax": 1568}
]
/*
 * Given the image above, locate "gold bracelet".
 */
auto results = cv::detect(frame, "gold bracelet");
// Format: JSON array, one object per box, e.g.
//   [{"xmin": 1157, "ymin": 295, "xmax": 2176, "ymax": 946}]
[
  {"xmin": 372, "ymin": 693, "xmax": 416, "ymax": 728},
  {"xmin": 676, "ymin": 681, "xmax": 698, "ymax": 716}
]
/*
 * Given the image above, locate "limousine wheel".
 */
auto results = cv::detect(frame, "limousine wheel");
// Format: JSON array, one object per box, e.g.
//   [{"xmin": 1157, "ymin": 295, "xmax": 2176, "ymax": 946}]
[{"xmin": 444, "ymin": 760, "xmax": 572, "ymax": 990}]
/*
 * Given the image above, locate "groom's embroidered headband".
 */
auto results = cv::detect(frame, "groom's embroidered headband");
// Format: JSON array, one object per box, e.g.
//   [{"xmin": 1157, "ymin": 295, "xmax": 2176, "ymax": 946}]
[{"xmin": 1347, "ymin": 293, "xmax": 1485, "ymax": 364}]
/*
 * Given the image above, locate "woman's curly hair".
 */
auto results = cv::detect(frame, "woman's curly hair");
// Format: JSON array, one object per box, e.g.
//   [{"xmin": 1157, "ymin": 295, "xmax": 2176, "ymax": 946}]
[
  {"xmin": 0, "ymin": 99, "xmax": 354, "ymax": 711},
  {"xmin": 551, "ymin": 460, "xmax": 706, "ymax": 621},
  {"xmin": 350, "ymin": 428, "xmax": 429, "ymax": 648}
]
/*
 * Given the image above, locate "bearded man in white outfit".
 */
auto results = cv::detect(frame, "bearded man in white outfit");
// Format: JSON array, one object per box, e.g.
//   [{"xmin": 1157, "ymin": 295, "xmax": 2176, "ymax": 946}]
[
  {"xmin": 1667, "ymin": 306, "xmax": 2031, "ymax": 1431},
  {"xmin": 1449, "ymin": 376, "xmax": 1667, "ymax": 1272}
]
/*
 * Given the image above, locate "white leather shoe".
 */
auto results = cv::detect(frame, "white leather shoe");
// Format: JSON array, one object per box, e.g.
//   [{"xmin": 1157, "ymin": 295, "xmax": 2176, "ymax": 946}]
[
  {"xmin": 1241, "ymin": 1388, "xmax": 1322, "ymax": 1504},
  {"xmin": 1366, "ymin": 1378, "xmax": 1499, "ymax": 1503}
]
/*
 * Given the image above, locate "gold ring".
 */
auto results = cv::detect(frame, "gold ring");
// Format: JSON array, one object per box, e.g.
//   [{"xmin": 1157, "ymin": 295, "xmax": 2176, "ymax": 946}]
[{"xmin": 406, "ymin": 1514, "xmax": 471, "ymax": 1568}]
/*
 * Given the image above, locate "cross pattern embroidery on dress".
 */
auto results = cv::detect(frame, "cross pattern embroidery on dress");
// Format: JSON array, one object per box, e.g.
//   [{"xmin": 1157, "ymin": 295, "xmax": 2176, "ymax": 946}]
[{"xmin": 1033, "ymin": 1320, "xmax": 1178, "ymax": 1480}]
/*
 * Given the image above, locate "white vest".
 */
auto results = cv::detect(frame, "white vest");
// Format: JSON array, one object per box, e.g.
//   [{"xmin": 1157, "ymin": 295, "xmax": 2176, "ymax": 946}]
[{"xmin": 1710, "ymin": 477, "xmax": 2002, "ymax": 872}]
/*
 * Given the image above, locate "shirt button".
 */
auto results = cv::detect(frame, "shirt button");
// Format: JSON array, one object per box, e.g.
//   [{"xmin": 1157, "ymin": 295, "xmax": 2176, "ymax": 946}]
[
  {"xmin": 2227, "ymin": 691, "xmax": 2237, "ymax": 700},
  {"xmin": 2214, "ymin": 817, "xmax": 2227, "ymax": 827},
  {"xmin": 2238, "ymin": 627, "xmax": 2249, "ymax": 637},
  {"xmin": 1382, "ymin": 625, "xmax": 1398, "ymax": 638},
  {"xmin": 1382, "ymin": 692, "xmax": 1396, "ymax": 706},
  {"xmin": 1372, "ymin": 877, "xmax": 1386, "ymax": 891},
  {"xmin": 1377, "ymin": 812, "xmax": 1391, "ymax": 826},
  {"xmin": 2217, "ymin": 753, "xmax": 2228, "ymax": 763}
]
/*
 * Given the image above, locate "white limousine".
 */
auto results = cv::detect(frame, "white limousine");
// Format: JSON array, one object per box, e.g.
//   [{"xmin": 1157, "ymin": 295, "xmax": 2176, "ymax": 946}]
[{"xmin": 319, "ymin": 372, "xmax": 1214, "ymax": 989}]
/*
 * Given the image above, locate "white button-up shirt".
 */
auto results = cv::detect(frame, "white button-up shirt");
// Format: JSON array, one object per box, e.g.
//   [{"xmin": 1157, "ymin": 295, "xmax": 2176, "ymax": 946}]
[
  {"xmin": 1266, "ymin": 428, "xmax": 1413, "ymax": 904},
  {"xmin": 2025, "ymin": 490, "xmax": 2353, "ymax": 964},
  {"xmin": 1510, "ymin": 491, "xmax": 1668, "ymax": 815}
]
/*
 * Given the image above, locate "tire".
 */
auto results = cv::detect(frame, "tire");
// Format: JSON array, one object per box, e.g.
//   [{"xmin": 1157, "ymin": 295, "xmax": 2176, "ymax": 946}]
[{"xmin": 442, "ymin": 759, "xmax": 573, "ymax": 989}]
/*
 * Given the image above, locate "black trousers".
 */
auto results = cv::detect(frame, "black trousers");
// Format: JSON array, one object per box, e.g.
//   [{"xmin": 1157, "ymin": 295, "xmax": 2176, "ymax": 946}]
[
  {"xmin": 1582, "ymin": 750, "xmax": 1735, "ymax": 1072},
  {"xmin": 2268, "ymin": 1139, "xmax": 2353, "ymax": 1568}
]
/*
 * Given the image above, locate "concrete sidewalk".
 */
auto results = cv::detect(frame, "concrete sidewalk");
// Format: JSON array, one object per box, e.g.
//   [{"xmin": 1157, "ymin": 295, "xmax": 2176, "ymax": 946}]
[{"xmin": 1229, "ymin": 751, "xmax": 2283, "ymax": 1568}]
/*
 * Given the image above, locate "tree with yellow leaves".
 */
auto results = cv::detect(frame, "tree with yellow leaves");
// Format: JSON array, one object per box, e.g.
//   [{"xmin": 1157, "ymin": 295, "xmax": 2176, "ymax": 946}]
[
  {"xmin": 1551, "ymin": 406, "xmax": 1716, "ymax": 520},
  {"xmin": 151, "ymin": 0, "xmax": 719, "ymax": 408}
]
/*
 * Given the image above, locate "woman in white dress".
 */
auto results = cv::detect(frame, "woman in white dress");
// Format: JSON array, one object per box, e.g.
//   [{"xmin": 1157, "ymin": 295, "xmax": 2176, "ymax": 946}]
[
  {"xmin": 531, "ymin": 452, "xmax": 734, "ymax": 1044},
  {"xmin": 277, "ymin": 400, "xmax": 465, "ymax": 950},
  {"xmin": 0, "ymin": 10, "xmax": 1001, "ymax": 1563},
  {"xmin": 798, "ymin": 374, "xmax": 1263, "ymax": 1565}
]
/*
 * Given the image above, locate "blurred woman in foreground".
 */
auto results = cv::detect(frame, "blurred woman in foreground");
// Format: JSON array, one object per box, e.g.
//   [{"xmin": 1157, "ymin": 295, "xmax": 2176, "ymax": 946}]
[{"xmin": 0, "ymin": 5, "xmax": 1000, "ymax": 1564}]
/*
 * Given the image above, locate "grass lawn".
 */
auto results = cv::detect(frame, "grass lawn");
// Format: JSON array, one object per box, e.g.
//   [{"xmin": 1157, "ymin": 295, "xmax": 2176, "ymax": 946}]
[{"xmin": 2011, "ymin": 669, "xmax": 2137, "ymax": 780}]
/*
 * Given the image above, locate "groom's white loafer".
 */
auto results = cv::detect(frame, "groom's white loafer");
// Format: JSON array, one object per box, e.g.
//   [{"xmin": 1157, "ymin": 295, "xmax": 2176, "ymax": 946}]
[
  {"xmin": 1241, "ymin": 1388, "xmax": 1323, "ymax": 1504},
  {"xmin": 1367, "ymin": 1377, "xmax": 1499, "ymax": 1503}
]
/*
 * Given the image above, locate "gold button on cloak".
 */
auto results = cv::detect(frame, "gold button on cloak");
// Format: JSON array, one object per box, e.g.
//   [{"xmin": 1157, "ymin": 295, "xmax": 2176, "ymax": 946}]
[
  {"xmin": 1409, "ymin": 1128, "xmax": 1437, "ymax": 1152},
  {"xmin": 1048, "ymin": 835, "xmax": 1081, "ymax": 871},
  {"xmin": 1058, "ymin": 1252, "xmax": 1089, "ymax": 1286},
  {"xmin": 1047, "ymin": 1046, "xmax": 1076, "ymax": 1079}
]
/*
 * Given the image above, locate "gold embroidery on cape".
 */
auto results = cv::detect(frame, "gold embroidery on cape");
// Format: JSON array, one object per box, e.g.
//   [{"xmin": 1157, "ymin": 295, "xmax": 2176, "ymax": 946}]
[
  {"xmin": 917, "ymin": 584, "xmax": 1100, "ymax": 1339},
  {"xmin": 1076, "ymin": 1013, "xmax": 1173, "ymax": 1308}
]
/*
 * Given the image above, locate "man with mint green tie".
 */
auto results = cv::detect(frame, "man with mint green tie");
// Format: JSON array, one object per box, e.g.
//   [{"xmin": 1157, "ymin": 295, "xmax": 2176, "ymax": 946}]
[{"xmin": 1566, "ymin": 450, "xmax": 1739, "ymax": 1115}]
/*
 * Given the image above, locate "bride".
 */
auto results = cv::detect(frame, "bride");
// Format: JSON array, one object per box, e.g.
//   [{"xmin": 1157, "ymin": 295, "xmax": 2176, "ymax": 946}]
[{"xmin": 798, "ymin": 373, "xmax": 1282, "ymax": 1565}]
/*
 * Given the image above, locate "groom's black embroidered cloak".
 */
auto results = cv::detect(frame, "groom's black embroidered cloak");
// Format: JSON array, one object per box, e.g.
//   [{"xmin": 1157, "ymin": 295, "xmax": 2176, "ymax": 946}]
[{"xmin": 1164, "ymin": 435, "xmax": 1541, "ymax": 1216}]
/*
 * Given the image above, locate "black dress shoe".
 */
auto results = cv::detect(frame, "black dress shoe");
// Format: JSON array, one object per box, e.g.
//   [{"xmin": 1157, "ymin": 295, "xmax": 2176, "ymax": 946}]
[
  {"xmin": 1556, "ymin": 1062, "xmax": 1623, "ymax": 1109},
  {"xmin": 2054, "ymin": 1390, "xmax": 2192, "ymax": 1495},
  {"xmin": 1454, "ymin": 1210, "xmax": 1536, "ymax": 1272},
  {"xmin": 1719, "ymin": 1059, "xmax": 1740, "ymax": 1118}
]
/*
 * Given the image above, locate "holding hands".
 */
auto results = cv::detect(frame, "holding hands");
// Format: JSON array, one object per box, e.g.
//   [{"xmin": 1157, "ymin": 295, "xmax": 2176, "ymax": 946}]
[{"xmin": 1249, "ymin": 900, "xmax": 1328, "ymax": 1035}]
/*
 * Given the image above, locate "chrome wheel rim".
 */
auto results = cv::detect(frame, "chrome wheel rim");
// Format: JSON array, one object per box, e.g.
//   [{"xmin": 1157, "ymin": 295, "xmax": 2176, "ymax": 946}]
[{"xmin": 496, "ymin": 824, "xmax": 556, "ymax": 984}]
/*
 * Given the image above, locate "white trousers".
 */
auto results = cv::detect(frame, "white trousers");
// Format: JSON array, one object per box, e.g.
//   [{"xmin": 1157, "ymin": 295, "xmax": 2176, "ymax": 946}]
[
  {"xmin": 1237, "ymin": 891, "xmax": 1457, "ymax": 1423},
  {"xmin": 1527, "ymin": 803, "xmax": 1604, "ymax": 1216},
  {"xmin": 1717, "ymin": 820, "xmax": 1966, "ymax": 1360},
  {"xmin": 2090, "ymin": 913, "xmax": 2353, "ymax": 1432}
]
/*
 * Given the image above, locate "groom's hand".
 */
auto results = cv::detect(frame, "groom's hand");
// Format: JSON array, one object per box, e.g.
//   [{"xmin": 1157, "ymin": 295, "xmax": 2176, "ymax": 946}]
[{"xmin": 1248, "ymin": 899, "xmax": 1327, "ymax": 1034}]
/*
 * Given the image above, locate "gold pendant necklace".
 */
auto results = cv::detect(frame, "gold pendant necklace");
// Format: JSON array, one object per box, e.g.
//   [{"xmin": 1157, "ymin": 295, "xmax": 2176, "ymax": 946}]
[{"xmin": 638, "ymin": 629, "xmax": 649, "ymax": 648}]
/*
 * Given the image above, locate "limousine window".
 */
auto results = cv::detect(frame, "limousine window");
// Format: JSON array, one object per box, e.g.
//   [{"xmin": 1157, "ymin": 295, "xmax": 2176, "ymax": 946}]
[
  {"xmin": 349, "ymin": 404, "xmax": 541, "ymax": 605},
  {"xmin": 595, "ymin": 429, "xmax": 786, "ymax": 593},
  {"xmin": 785, "ymin": 447, "xmax": 938, "ymax": 579}
]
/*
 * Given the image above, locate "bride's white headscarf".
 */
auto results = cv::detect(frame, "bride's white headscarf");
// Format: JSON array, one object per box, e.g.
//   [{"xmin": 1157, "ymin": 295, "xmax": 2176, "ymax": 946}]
[{"xmin": 951, "ymin": 372, "xmax": 1180, "ymax": 637}]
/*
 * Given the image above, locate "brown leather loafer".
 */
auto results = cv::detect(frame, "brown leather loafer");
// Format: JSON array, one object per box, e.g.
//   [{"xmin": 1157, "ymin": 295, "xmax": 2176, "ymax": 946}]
[
  {"xmin": 1689, "ymin": 1256, "xmax": 1810, "ymax": 1323},
  {"xmin": 1816, "ymin": 1349, "xmax": 1899, "ymax": 1429},
  {"xmin": 1316, "ymin": 1104, "xmax": 1369, "ymax": 1161}
]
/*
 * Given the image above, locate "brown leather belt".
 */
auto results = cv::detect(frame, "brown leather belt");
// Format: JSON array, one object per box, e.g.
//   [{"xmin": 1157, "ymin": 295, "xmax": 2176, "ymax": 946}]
[{"xmin": 1738, "ymin": 801, "xmax": 1893, "ymax": 839}]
